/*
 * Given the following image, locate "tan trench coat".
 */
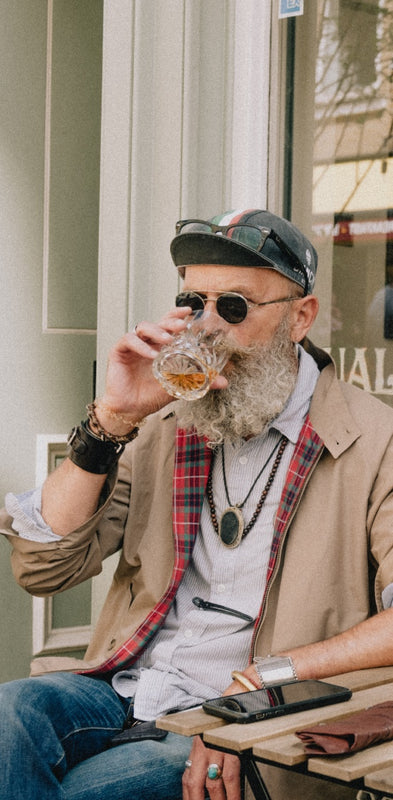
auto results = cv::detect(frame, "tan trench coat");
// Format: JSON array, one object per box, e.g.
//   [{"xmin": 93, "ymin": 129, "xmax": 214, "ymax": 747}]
[{"xmin": 2, "ymin": 348, "xmax": 393, "ymax": 799}]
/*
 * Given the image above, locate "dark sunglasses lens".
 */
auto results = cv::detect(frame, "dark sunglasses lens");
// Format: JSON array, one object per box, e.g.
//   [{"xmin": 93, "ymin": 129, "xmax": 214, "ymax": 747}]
[
  {"xmin": 216, "ymin": 294, "xmax": 247, "ymax": 324},
  {"xmin": 178, "ymin": 222, "xmax": 212, "ymax": 234},
  {"xmin": 175, "ymin": 292, "xmax": 205, "ymax": 311}
]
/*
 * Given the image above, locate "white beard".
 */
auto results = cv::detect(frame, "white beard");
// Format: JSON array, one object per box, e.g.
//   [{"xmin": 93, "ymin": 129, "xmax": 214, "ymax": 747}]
[{"xmin": 175, "ymin": 312, "xmax": 298, "ymax": 446}]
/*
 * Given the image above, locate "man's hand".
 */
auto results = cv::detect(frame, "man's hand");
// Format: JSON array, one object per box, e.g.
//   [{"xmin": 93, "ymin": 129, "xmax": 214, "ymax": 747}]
[
  {"xmin": 182, "ymin": 677, "xmax": 249, "ymax": 800},
  {"xmin": 182, "ymin": 735, "xmax": 241, "ymax": 800},
  {"xmin": 101, "ymin": 309, "xmax": 191, "ymax": 426},
  {"xmin": 100, "ymin": 306, "xmax": 228, "ymax": 432}
]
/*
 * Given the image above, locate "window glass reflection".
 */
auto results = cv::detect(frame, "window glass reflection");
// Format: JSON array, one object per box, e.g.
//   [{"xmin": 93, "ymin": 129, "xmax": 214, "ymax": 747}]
[{"xmin": 301, "ymin": 0, "xmax": 393, "ymax": 403}]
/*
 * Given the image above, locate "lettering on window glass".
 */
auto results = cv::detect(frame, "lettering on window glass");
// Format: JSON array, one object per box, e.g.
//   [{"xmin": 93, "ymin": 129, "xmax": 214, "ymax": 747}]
[
  {"xmin": 312, "ymin": 212, "xmax": 393, "ymax": 400},
  {"xmin": 324, "ymin": 348, "xmax": 393, "ymax": 396}
]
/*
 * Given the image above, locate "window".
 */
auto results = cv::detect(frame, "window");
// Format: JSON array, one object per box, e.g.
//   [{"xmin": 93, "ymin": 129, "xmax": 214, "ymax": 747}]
[{"xmin": 291, "ymin": 0, "xmax": 393, "ymax": 403}]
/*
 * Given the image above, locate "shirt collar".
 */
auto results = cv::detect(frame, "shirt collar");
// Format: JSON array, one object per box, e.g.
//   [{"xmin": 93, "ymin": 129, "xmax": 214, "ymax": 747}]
[{"xmin": 269, "ymin": 344, "xmax": 320, "ymax": 445}]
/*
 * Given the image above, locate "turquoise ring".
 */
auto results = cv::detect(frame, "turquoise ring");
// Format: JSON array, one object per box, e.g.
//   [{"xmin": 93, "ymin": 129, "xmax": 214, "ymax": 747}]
[{"xmin": 207, "ymin": 763, "xmax": 223, "ymax": 780}]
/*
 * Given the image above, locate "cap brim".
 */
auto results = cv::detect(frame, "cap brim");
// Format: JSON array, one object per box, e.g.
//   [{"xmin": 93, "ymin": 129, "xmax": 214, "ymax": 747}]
[{"xmin": 170, "ymin": 232, "xmax": 278, "ymax": 276}]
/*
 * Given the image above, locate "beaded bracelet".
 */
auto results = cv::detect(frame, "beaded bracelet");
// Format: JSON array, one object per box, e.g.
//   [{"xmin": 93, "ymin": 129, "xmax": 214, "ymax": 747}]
[
  {"xmin": 94, "ymin": 399, "xmax": 141, "ymax": 426},
  {"xmin": 86, "ymin": 400, "xmax": 143, "ymax": 444}
]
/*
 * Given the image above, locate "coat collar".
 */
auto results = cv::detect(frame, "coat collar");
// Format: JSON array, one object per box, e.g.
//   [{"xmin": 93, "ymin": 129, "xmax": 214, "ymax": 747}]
[{"xmin": 305, "ymin": 340, "xmax": 361, "ymax": 458}]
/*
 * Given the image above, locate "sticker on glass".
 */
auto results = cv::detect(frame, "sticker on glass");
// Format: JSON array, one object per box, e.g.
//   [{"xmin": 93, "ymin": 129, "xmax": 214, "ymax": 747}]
[{"xmin": 279, "ymin": 0, "xmax": 304, "ymax": 18}]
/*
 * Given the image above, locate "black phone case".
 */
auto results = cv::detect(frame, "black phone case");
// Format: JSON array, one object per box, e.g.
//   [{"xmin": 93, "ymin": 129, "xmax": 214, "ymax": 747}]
[{"xmin": 202, "ymin": 680, "xmax": 352, "ymax": 723}]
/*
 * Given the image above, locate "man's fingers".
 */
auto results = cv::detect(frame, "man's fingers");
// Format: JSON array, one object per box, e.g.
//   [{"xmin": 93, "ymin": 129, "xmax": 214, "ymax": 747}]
[
  {"xmin": 220, "ymin": 755, "xmax": 242, "ymax": 800},
  {"xmin": 125, "ymin": 313, "xmax": 190, "ymax": 357},
  {"xmin": 133, "ymin": 307, "xmax": 191, "ymax": 340},
  {"xmin": 182, "ymin": 737, "xmax": 241, "ymax": 800}
]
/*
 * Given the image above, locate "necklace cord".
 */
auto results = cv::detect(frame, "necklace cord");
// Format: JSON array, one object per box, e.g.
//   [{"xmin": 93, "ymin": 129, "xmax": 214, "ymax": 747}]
[
  {"xmin": 221, "ymin": 436, "xmax": 282, "ymax": 509},
  {"xmin": 207, "ymin": 436, "xmax": 289, "ymax": 543}
]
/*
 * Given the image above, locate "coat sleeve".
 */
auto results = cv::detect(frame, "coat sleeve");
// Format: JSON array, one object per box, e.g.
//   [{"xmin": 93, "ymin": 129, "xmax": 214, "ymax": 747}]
[
  {"xmin": 367, "ymin": 434, "xmax": 393, "ymax": 611},
  {"xmin": 0, "ymin": 452, "xmax": 133, "ymax": 596}
]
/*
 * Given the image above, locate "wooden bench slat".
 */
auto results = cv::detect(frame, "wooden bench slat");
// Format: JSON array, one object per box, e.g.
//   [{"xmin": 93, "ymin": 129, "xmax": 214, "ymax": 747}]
[
  {"xmin": 364, "ymin": 765, "xmax": 393, "ymax": 793},
  {"xmin": 156, "ymin": 707, "xmax": 226, "ymax": 736},
  {"xmin": 308, "ymin": 740, "xmax": 393, "ymax": 783},
  {"xmin": 328, "ymin": 666, "xmax": 393, "ymax": 692},
  {"xmin": 253, "ymin": 733, "xmax": 307, "ymax": 766}
]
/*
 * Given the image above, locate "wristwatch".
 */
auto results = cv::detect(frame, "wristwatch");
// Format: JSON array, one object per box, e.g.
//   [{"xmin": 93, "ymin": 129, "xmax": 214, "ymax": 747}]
[{"xmin": 253, "ymin": 655, "xmax": 298, "ymax": 688}]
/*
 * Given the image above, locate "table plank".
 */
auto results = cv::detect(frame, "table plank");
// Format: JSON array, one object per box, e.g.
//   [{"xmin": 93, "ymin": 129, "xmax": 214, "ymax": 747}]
[
  {"xmin": 253, "ymin": 733, "xmax": 307, "ymax": 766},
  {"xmin": 308, "ymin": 740, "xmax": 393, "ymax": 783},
  {"xmin": 364, "ymin": 766, "xmax": 393, "ymax": 794},
  {"xmin": 204, "ymin": 683, "xmax": 393, "ymax": 752},
  {"xmin": 330, "ymin": 666, "xmax": 393, "ymax": 691},
  {"xmin": 156, "ymin": 707, "xmax": 226, "ymax": 736}
]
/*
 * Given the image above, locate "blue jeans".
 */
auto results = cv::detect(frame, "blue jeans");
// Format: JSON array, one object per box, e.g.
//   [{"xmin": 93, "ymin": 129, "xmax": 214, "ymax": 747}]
[{"xmin": 0, "ymin": 672, "xmax": 191, "ymax": 800}]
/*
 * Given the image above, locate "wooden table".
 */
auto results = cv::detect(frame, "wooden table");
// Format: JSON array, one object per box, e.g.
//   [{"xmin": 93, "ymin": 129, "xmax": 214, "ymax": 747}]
[{"xmin": 157, "ymin": 667, "xmax": 393, "ymax": 799}]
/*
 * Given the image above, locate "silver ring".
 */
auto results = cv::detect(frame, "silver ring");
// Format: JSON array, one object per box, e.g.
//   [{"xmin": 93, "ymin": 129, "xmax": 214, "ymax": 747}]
[
  {"xmin": 207, "ymin": 763, "xmax": 223, "ymax": 780},
  {"xmin": 185, "ymin": 759, "xmax": 192, "ymax": 768}
]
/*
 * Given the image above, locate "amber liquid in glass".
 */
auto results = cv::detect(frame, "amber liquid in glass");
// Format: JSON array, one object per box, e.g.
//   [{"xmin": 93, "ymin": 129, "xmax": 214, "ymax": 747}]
[{"xmin": 161, "ymin": 368, "xmax": 216, "ymax": 397}]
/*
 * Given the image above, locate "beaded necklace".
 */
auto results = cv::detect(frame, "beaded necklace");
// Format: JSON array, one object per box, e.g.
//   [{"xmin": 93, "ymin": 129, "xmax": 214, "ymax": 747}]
[{"xmin": 206, "ymin": 435, "xmax": 288, "ymax": 548}]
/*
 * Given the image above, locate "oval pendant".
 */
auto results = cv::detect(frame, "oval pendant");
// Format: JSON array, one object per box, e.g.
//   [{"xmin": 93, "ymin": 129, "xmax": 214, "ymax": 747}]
[{"xmin": 218, "ymin": 507, "xmax": 244, "ymax": 548}]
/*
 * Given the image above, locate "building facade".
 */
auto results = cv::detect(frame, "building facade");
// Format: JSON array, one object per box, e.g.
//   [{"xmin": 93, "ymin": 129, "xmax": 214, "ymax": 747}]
[{"xmin": 1, "ymin": 0, "xmax": 392, "ymax": 681}]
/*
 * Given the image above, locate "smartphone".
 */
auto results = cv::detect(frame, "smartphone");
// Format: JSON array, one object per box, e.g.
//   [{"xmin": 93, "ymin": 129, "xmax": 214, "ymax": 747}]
[{"xmin": 202, "ymin": 680, "xmax": 352, "ymax": 723}]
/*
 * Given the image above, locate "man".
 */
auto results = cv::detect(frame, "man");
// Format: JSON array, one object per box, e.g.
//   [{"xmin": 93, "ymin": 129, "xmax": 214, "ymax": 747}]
[{"xmin": 2, "ymin": 208, "xmax": 393, "ymax": 800}]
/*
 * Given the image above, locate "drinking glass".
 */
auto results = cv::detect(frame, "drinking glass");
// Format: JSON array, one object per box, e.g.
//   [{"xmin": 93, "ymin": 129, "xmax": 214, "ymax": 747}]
[{"xmin": 152, "ymin": 310, "xmax": 230, "ymax": 400}]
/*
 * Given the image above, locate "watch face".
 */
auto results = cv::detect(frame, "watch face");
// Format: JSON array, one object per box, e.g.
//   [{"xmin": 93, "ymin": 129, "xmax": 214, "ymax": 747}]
[
  {"xmin": 255, "ymin": 657, "xmax": 296, "ymax": 686},
  {"xmin": 262, "ymin": 668, "xmax": 293, "ymax": 684}
]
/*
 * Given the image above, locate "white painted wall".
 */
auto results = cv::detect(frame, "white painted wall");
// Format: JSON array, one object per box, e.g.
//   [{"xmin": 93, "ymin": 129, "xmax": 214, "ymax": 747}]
[{"xmin": 0, "ymin": 0, "xmax": 102, "ymax": 681}]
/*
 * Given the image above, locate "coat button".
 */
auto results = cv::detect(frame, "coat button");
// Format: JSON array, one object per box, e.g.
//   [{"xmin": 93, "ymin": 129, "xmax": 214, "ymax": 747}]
[{"xmin": 108, "ymin": 638, "xmax": 116, "ymax": 650}]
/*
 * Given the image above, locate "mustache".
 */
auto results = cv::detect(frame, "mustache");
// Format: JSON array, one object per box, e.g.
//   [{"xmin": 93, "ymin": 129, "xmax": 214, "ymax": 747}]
[{"xmin": 219, "ymin": 339, "xmax": 260, "ymax": 368}]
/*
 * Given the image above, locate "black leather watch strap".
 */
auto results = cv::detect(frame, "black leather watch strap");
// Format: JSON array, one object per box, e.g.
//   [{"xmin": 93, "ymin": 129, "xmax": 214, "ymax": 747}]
[{"xmin": 67, "ymin": 421, "xmax": 125, "ymax": 474}]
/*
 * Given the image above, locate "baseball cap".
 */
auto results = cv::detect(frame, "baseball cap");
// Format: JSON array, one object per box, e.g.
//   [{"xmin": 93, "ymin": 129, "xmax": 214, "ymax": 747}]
[{"xmin": 170, "ymin": 209, "xmax": 317, "ymax": 295}]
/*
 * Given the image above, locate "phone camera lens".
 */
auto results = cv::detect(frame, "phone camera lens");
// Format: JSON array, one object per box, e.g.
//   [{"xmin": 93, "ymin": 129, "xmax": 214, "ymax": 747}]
[{"xmin": 223, "ymin": 698, "xmax": 243, "ymax": 711}]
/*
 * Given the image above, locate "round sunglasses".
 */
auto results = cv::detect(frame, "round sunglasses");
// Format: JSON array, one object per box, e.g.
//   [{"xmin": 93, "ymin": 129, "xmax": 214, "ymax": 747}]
[{"xmin": 175, "ymin": 290, "xmax": 299, "ymax": 324}]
